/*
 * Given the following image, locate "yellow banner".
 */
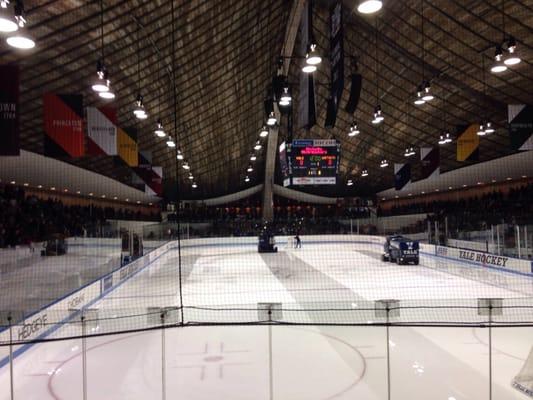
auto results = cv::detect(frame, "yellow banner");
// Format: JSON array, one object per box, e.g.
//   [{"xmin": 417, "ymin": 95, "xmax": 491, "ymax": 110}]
[
  {"xmin": 457, "ymin": 124, "xmax": 480, "ymax": 162},
  {"xmin": 117, "ymin": 127, "xmax": 138, "ymax": 167}
]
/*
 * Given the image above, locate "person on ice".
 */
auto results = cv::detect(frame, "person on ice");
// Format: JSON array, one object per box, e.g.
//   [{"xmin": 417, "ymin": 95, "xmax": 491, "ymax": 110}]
[{"xmin": 294, "ymin": 234, "xmax": 301, "ymax": 249}]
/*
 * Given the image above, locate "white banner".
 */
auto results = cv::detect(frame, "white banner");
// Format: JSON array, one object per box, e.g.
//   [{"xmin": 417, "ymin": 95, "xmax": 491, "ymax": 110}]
[{"xmin": 87, "ymin": 107, "xmax": 117, "ymax": 155}]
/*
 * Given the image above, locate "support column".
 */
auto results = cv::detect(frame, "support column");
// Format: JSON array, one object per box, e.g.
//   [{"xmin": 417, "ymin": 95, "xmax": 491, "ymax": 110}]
[{"xmin": 262, "ymin": 127, "xmax": 279, "ymax": 222}]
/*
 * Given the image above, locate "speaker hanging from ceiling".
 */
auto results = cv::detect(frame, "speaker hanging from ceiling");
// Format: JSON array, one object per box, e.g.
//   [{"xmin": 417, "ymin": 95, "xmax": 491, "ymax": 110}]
[{"xmin": 345, "ymin": 73, "xmax": 362, "ymax": 114}]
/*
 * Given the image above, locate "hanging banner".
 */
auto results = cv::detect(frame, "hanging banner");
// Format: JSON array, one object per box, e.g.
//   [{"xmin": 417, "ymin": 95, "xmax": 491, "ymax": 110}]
[
  {"xmin": 86, "ymin": 107, "xmax": 117, "ymax": 156},
  {"xmin": 297, "ymin": 0, "xmax": 316, "ymax": 131},
  {"xmin": 43, "ymin": 93, "xmax": 84, "ymax": 158},
  {"xmin": 116, "ymin": 127, "xmax": 138, "ymax": 167},
  {"xmin": 147, "ymin": 166, "xmax": 163, "ymax": 196},
  {"xmin": 328, "ymin": 0, "xmax": 343, "ymax": 128},
  {"xmin": 0, "ymin": 65, "xmax": 20, "ymax": 156},
  {"xmin": 394, "ymin": 163, "xmax": 411, "ymax": 190},
  {"xmin": 420, "ymin": 147, "xmax": 440, "ymax": 180},
  {"xmin": 456, "ymin": 124, "xmax": 479, "ymax": 162},
  {"xmin": 508, "ymin": 104, "xmax": 533, "ymax": 151},
  {"xmin": 0, "ymin": 65, "xmax": 19, "ymax": 156}
]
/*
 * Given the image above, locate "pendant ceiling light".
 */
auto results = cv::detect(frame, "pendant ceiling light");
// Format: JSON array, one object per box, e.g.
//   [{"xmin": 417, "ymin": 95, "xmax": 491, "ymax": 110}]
[
  {"xmin": 266, "ymin": 111, "xmax": 277, "ymax": 126},
  {"xmin": 490, "ymin": 45, "xmax": 507, "ymax": 73},
  {"xmin": 247, "ymin": 165, "xmax": 253, "ymax": 173},
  {"xmin": 404, "ymin": 147, "xmax": 415, "ymax": 157},
  {"xmin": 166, "ymin": 139, "xmax": 175, "ymax": 148},
  {"xmin": 259, "ymin": 126, "xmax": 269, "ymax": 138},
  {"xmin": 347, "ymin": 179, "xmax": 354, "ymax": 186},
  {"xmin": 176, "ymin": 149, "xmax": 184, "ymax": 160},
  {"xmin": 95, "ymin": 0, "xmax": 114, "ymax": 100},
  {"xmin": 480, "ymin": 55, "xmax": 494, "ymax": 136},
  {"xmin": 380, "ymin": 159, "xmax": 389, "ymax": 168},
  {"xmin": 361, "ymin": 169, "xmax": 369, "ymax": 177},
  {"xmin": 357, "ymin": 0, "xmax": 383, "ymax": 14},
  {"xmin": 133, "ymin": 22, "xmax": 147, "ymax": 118},
  {"xmin": 438, "ymin": 132, "xmax": 452, "ymax": 145},
  {"xmin": 504, "ymin": 36, "xmax": 521, "ymax": 66},
  {"xmin": 188, "ymin": 173, "xmax": 194, "ymax": 180},
  {"xmin": 305, "ymin": 43, "xmax": 322, "ymax": 66},
  {"xmin": 245, "ymin": 176, "xmax": 250, "ymax": 182},
  {"xmin": 250, "ymin": 154, "xmax": 257, "ymax": 161},
  {"xmin": 6, "ymin": 1, "xmax": 35, "ymax": 49},
  {"xmin": 192, "ymin": 182, "xmax": 197, "ymax": 189},
  {"xmin": 0, "ymin": 1, "xmax": 18, "ymax": 33},
  {"xmin": 348, "ymin": 121, "xmax": 360, "ymax": 137},
  {"xmin": 182, "ymin": 162, "xmax": 190, "ymax": 170},
  {"xmin": 372, "ymin": 19, "xmax": 384, "ymax": 125},
  {"xmin": 254, "ymin": 141, "xmax": 262, "ymax": 150},
  {"xmin": 154, "ymin": 119, "xmax": 165, "ymax": 137},
  {"xmin": 279, "ymin": 85, "xmax": 291, "ymax": 106},
  {"xmin": 414, "ymin": 1, "xmax": 434, "ymax": 105}
]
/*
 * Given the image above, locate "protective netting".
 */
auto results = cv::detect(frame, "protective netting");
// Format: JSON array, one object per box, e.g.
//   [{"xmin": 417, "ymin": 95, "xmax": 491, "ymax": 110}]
[{"xmin": 1, "ymin": 233, "xmax": 533, "ymax": 348}]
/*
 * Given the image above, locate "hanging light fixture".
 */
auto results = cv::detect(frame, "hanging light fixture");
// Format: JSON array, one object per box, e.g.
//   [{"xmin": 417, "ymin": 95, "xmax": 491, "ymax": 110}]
[
  {"xmin": 279, "ymin": 86, "xmax": 291, "ymax": 106},
  {"xmin": 438, "ymin": 134, "xmax": 447, "ymax": 145},
  {"xmin": 133, "ymin": 94, "xmax": 146, "ymax": 118},
  {"xmin": 266, "ymin": 111, "xmax": 277, "ymax": 126},
  {"xmin": 182, "ymin": 162, "xmax": 190, "ymax": 170},
  {"xmin": 421, "ymin": 81, "xmax": 434, "ymax": 102},
  {"xmin": 490, "ymin": 45, "xmax": 507, "ymax": 73},
  {"xmin": 380, "ymin": 159, "xmax": 389, "ymax": 168},
  {"xmin": 504, "ymin": 36, "xmax": 521, "ymax": 66},
  {"xmin": 188, "ymin": 173, "xmax": 194, "ymax": 180},
  {"xmin": 254, "ymin": 141, "xmax": 262, "ymax": 150},
  {"xmin": 247, "ymin": 165, "xmax": 253, "ymax": 173},
  {"xmin": 305, "ymin": 42, "xmax": 322, "ymax": 66},
  {"xmin": 404, "ymin": 147, "xmax": 415, "ymax": 157},
  {"xmin": 6, "ymin": 1, "xmax": 34, "ymax": 49},
  {"xmin": 414, "ymin": 85, "xmax": 425, "ymax": 105},
  {"xmin": 192, "ymin": 182, "xmax": 197, "ymax": 189},
  {"xmin": 154, "ymin": 120, "xmax": 165, "ymax": 137},
  {"xmin": 0, "ymin": 1, "xmax": 18, "ymax": 33},
  {"xmin": 94, "ymin": 0, "xmax": 114, "ymax": 99},
  {"xmin": 245, "ymin": 176, "xmax": 250, "ymax": 182},
  {"xmin": 302, "ymin": 63, "xmax": 317, "ymax": 73},
  {"xmin": 166, "ymin": 139, "xmax": 175, "ymax": 148},
  {"xmin": 372, "ymin": 105, "xmax": 384, "ymax": 124},
  {"xmin": 259, "ymin": 126, "xmax": 269, "ymax": 138},
  {"xmin": 250, "ymin": 154, "xmax": 257, "ymax": 161},
  {"xmin": 176, "ymin": 149, "xmax": 184, "ymax": 160},
  {"xmin": 357, "ymin": 0, "xmax": 383, "ymax": 14},
  {"xmin": 477, "ymin": 122, "xmax": 486, "ymax": 136},
  {"xmin": 484, "ymin": 121, "xmax": 495, "ymax": 134},
  {"xmin": 347, "ymin": 179, "xmax": 354, "ymax": 186},
  {"xmin": 372, "ymin": 19, "xmax": 384, "ymax": 125},
  {"xmin": 92, "ymin": 60, "xmax": 108, "ymax": 92},
  {"xmin": 133, "ymin": 22, "xmax": 148, "ymax": 118},
  {"xmin": 348, "ymin": 121, "xmax": 360, "ymax": 137},
  {"xmin": 361, "ymin": 169, "xmax": 369, "ymax": 177}
]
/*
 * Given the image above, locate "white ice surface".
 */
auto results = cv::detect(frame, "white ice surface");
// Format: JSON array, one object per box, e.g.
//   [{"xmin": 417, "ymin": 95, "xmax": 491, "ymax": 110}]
[{"xmin": 1, "ymin": 242, "xmax": 532, "ymax": 400}]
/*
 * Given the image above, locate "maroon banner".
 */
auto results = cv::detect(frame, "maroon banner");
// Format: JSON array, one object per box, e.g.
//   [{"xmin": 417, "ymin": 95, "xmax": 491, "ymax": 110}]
[
  {"xmin": 0, "ymin": 65, "xmax": 20, "ymax": 156},
  {"xmin": 43, "ymin": 93, "xmax": 84, "ymax": 158}
]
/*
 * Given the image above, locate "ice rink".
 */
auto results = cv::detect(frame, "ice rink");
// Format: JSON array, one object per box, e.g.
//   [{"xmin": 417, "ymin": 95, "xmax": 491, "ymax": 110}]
[{"xmin": 1, "ymin": 239, "xmax": 533, "ymax": 399}]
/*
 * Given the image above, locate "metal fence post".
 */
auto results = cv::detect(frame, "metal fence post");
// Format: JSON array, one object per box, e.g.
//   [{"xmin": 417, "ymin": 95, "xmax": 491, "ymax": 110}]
[
  {"xmin": 8, "ymin": 315, "xmax": 14, "ymax": 400},
  {"xmin": 161, "ymin": 311, "xmax": 166, "ymax": 400}
]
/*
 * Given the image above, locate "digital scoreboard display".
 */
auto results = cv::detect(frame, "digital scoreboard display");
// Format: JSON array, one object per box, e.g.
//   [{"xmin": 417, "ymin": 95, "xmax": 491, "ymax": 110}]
[{"xmin": 283, "ymin": 139, "xmax": 340, "ymax": 185}]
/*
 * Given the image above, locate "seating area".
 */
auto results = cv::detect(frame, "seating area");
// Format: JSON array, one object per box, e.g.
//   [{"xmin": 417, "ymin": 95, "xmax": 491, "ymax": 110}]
[{"xmin": 0, "ymin": 184, "xmax": 159, "ymax": 247}]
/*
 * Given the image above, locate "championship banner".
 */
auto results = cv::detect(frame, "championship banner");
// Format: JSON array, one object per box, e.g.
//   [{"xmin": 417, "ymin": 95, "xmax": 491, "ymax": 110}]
[
  {"xmin": 0, "ymin": 65, "xmax": 20, "ymax": 156},
  {"xmin": 116, "ymin": 127, "xmax": 138, "ymax": 167},
  {"xmin": 456, "ymin": 124, "xmax": 479, "ymax": 162},
  {"xmin": 43, "ymin": 93, "xmax": 84, "ymax": 158},
  {"xmin": 328, "ymin": 0, "xmax": 343, "ymax": 128},
  {"xmin": 394, "ymin": 163, "xmax": 411, "ymax": 190},
  {"xmin": 508, "ymin": 104, "xmax": 533, "ymax": 151},
  {"xmin": 87, "ymin": 107, "xmax": 117, "ymax": 156},
  {"xmin": 297, "ymin": 0, "xmax": 316, "ymax": 130},
  {"xmin": 146, "ymin": 166, "xmax": 163, "ymax": 196},
  {"xmin": 420, "ymin": 147, "xmax": 440, "ymax": 180}
]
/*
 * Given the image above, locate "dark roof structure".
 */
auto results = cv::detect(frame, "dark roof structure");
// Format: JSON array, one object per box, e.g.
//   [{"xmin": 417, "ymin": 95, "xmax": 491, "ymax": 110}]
[{"xmin": 3, "ymin": 0, "xmax": 533, "ymax": 198}]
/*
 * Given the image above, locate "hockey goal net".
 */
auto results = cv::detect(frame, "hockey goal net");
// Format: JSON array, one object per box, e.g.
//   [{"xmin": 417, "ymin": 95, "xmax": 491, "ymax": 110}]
[{"xmin": 512, "ymin": 346, "xmax": 533, "ymax": 397}]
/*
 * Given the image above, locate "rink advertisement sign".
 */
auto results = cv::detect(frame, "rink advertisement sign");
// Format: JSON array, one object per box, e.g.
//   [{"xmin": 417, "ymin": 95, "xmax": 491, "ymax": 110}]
[{"xmin": 435, "ymin": 246, "xmax": 533, "ymax": 275}]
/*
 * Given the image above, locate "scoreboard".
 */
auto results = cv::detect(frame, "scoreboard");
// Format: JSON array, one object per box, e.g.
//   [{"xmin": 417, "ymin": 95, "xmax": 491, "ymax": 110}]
[{"xmin": 280, "ymin": 139, "xmax": 340, "ymax": 186}]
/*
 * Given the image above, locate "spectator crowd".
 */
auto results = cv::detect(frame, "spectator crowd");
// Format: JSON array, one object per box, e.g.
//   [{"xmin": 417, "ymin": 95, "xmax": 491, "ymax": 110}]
[{"xmin": 0, "ymin": 185, "xmax": 159, "ymax": 248}]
